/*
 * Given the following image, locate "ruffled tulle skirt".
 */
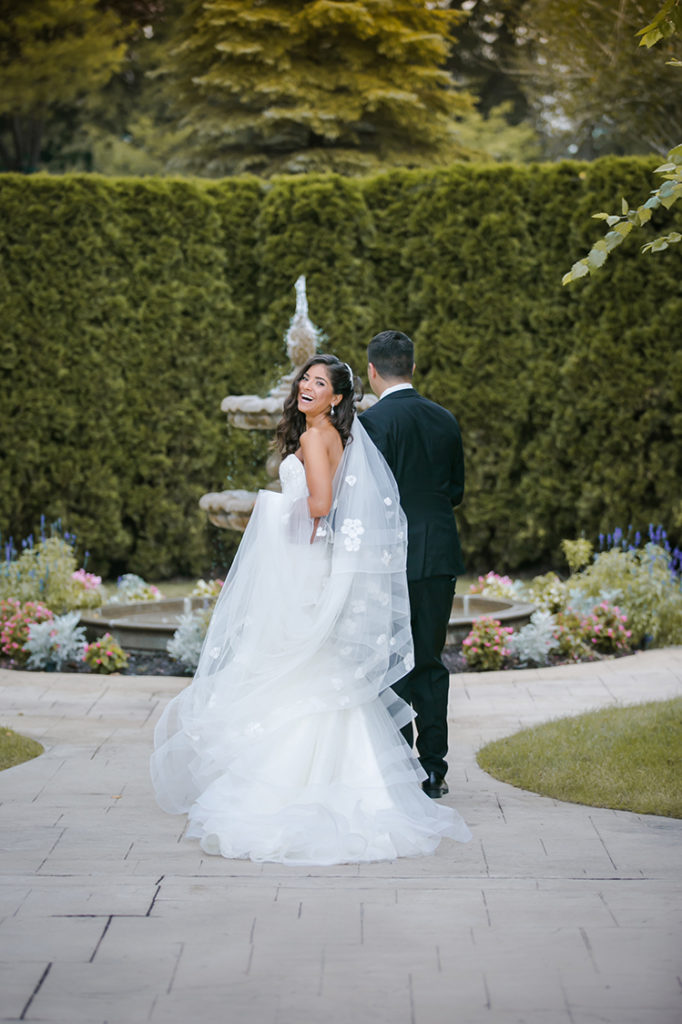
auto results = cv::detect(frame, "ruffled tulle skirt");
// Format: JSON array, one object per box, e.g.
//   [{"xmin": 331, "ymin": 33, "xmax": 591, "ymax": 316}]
[{"xmin": 153, "ymin": 674, "xmax": 470, "ymax": 864}]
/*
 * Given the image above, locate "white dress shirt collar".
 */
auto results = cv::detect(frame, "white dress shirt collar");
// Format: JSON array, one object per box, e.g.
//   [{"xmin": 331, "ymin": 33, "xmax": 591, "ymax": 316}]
[{"xmin": 379, "ymin": 382, "xmax": 414, "ymax": 400}]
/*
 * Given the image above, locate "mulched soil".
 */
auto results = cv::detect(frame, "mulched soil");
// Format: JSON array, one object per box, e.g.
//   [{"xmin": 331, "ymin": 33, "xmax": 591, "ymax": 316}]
[
  {"xmin": 2, "ymin": 646, "xmax": 627, "ymax": 677},
  {"xmin": 0, "ymin": 650, "xmax": 192, "ymax": 677}
]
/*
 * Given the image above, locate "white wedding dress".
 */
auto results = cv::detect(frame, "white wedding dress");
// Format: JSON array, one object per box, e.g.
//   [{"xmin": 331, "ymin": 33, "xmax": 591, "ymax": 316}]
[{"xmin": 151, "ymin": 419, "xmax": 470, "ymax": 864}]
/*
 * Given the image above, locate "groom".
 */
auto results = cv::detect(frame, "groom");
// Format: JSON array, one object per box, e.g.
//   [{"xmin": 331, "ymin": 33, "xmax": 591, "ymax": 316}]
[{"xmin": 360, "ymin": 330, "xmax": 465, "ymax": 799}]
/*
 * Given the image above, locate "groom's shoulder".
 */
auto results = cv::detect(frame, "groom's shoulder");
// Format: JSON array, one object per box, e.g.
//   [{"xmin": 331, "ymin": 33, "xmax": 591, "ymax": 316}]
[{"xmin": 400, "ymin": 389, "xmax": 460, "ymax": 426}]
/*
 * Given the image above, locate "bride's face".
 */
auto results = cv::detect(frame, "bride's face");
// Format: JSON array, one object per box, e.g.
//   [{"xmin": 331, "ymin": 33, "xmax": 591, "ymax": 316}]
[{"xmin": 297, "ymin": 364, "xmax": 340, "ymax": 417}]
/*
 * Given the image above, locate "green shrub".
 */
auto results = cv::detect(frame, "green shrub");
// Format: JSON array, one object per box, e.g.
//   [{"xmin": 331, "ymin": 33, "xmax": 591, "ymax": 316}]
[
  {"xmin": 24, "ymin": 612, "xmax": 87, "ymax": 670},
  {"xmin": 0, "ymin": 602, "xmax": 53, "ymax": 664},
  {"xmin": 83, "ymin": 633, "xmax": 129, "ymax": 674},
  {"xmin": 569, "ymin": 544, "xmax": 682, "ymax": 647},
  {"xmin": 461, "ymin": 616, "xmax": 513, "ymax": 670},
  {"xmin": 0, "ymin": 161, "xmax": 680, "ymax": 576},
  {"xmin": 0, "ymin": 537, "xmax": 93, "ymax": 613}
]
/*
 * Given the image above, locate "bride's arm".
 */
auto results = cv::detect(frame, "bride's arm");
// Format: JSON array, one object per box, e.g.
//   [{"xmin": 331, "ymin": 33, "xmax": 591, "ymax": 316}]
[{"xmin": 299, "ymin": 429, "xmax": 333, "ymax": 542}]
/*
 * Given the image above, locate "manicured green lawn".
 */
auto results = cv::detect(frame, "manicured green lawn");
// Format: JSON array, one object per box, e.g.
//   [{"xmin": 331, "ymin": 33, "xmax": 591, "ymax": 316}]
[
  {"xmin": 476, "ymin": 698, "xmax": 682, "ymax": 819},
  {"xmin": 0, "ymin": 726, "xmax": 44, "ymax": 771}
]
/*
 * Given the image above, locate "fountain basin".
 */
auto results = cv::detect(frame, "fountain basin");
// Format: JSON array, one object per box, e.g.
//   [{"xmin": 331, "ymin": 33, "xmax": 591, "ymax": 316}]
[
  {"xmin": 79, "ymin": 597, "xmax": 209, "ymax": 653},
  {"xmin": 80, "ymin": 593, "xmax": 534, "ymax": 655},
  {"xmin": 446, "ymin": 594, "xmax": 535, "ymax": 645}
]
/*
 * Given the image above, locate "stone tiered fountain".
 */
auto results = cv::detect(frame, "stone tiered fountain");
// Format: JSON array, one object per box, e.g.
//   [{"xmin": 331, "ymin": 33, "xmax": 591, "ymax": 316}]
[{"xmin": 200, "ymin": 275, "xmax": 376, "ymax": 532}]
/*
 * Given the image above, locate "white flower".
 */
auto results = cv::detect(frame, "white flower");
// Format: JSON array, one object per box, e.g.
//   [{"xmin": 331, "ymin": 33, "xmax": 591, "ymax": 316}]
[
  {"xmin": 316, "ymin": 524, "xmax": 328, "ymax": 537},
  {"xmin": 341, "ymin": 518, "xmax": 364, "ymax": 552},
  {"xmin": 209, "ymin": 646, "xmax": 221, "ymax": 659},
  {"xmin": 381, "ymin": 550, "xmax": 392, "ymax": 566},
  {"xmin": 403, "ymin": 653, "xmax": 415, "ymax": 671},
  {"xmin": 384, "ymin": 497, "xmax": 392, "ymax": 506},
  {"xmin": 351, "ymin": 599, "xmax": 367, "ymax": 614},
  {"xmin": 345, "ymin": 475, "xmax": 357, "ymax": 487},
  {"xmin": 376, "ymin": 634, "xmax": 387, "ymax": 646}
]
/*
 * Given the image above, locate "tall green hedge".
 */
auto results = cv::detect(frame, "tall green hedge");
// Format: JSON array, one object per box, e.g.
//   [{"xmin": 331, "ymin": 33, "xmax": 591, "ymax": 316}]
[{"xmin": 0, "ymin": 160, "xmax": 680, "ymax": 577}]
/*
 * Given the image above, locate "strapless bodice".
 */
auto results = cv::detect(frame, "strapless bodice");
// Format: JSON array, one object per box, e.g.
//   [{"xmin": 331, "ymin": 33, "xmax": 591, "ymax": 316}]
[{"xmin": 279, "ymin": 454, "xmax": 308, "ymax": 499}]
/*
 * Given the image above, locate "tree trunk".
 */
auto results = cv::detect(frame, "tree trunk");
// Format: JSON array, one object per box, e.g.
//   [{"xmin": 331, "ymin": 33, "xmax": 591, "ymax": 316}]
[{"xmin": 8, "ymin": 114, "xmax": 45, "ymax": 173}]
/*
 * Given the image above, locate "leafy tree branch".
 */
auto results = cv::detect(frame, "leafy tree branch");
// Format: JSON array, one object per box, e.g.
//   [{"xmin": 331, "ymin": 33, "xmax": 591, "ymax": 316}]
[{"xmin": 563, "ymin": 0, "xmax": 681, "ymax": 284}]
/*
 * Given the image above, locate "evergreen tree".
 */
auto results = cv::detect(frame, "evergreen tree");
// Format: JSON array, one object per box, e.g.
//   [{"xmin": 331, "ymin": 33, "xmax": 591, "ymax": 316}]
[
  {"xmin": 163, "ymin": 0, "xmax": 473, "ymax": 175},
  {"xmin": 446, "ymin": 0, "xmax": 531, "ymax": 122},
  {"xmin": 0, "ymin": 0, "xmax": 127, "ymax": 172}
]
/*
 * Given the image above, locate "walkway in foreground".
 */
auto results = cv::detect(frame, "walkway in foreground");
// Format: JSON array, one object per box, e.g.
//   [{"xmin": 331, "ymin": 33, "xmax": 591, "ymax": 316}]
[{"xmin": 0, "ymin": 649, "xmax": 681, "ymax": 1024}]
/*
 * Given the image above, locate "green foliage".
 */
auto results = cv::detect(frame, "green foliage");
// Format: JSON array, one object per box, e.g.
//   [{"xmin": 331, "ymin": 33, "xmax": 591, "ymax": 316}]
[
  {"xmin": 563, "ymin": 145, "xmax": 682, "ymax": 283},
  {"xmin": 0, "ymin": 173, "xmax": 264, "ymax": 578},
  {"xmin": 561, "ymin": 0, "xmax": 682, "ymax": 282},
  {"xmin": 515, "ymin": 0, "xmax": 682, "ymax": 159},
  {"xmin": 0, "ymin": 601, "xmax": 53, "ymax": 665},
  {"xmin": 554, "ymin": 602, "xmax": 632, "ymax": 660},
  {"xmin": 0, "ymin": 537, "xmax": 90, "ymax": 613},
  {"xmin": 0, "ymin": 161, "xmax": 681, "ymax": 576},
  {"xmin": 569, "ymin": 545, "xmax": 682, "ymax": 647},
  {"xmin": 451, "ymin": 102, "xmax": 541, "ymax": 164},
  {"xmin": 162, "ymin": 0, "xmax": 474, "ymax": 176},
  {"xmin": 552, "ymin": 609, "xmax": 593, "ymax": 661},
  {"xmin": 0, "ymin": 0, "xmax": 127, "ymax": 172},
  {"xmin": 523, "ymin": 573, "xmax": 567, "ymax": 614},
  {"xmin": 561, "ymin": 538, "xmax": 593, "ymax": 574},
  {"xmin": 476, "ymin": 697, "xmax": 682, "ymax": 818},
  {"xmin": 83, "ymin": 632, "xmax": 129, "ymax": 673},
  {"xmin": 636, "ymin": 0, "xmax": 682, "ymax": 48},
  {"xmin": 461, "ymin": 616, "xmax": 513, "ymax": 670}
]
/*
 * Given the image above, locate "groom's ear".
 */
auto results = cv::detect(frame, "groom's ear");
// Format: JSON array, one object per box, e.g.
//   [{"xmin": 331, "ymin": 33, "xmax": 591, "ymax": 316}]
[{"xmin": 368, "ymin": 362, "xmax": 377, "ymax": 381}]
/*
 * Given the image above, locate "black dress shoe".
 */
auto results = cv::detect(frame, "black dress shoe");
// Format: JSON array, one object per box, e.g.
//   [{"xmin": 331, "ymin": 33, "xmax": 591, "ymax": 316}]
[{"xmin": 422, "ymin": 772, "xmax": 449, "ymax": 799}]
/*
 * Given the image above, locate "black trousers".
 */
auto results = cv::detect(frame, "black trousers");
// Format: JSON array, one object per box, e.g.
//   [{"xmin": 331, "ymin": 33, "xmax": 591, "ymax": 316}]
[{"xmin": 392, "ymin": 575, "xmax": 456, "ymax": 778}]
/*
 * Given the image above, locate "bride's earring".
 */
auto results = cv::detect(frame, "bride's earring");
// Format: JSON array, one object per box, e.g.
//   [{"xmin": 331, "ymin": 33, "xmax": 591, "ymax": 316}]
[{"xmin": 330, "ymin": 404, "xmax": 336, "ymax": 418}]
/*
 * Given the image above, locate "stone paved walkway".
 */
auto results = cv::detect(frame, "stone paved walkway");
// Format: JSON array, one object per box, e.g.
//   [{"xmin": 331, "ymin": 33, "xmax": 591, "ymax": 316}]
[{"xmin": 1, "ymin": 649, "xmax": 681, "ymax": 1024}]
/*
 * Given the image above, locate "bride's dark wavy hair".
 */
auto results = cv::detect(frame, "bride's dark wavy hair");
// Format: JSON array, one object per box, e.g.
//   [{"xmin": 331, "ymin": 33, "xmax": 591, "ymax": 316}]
[{"xmin": 275, "ymin": 354, "xmax": 363, "ymax": 456}]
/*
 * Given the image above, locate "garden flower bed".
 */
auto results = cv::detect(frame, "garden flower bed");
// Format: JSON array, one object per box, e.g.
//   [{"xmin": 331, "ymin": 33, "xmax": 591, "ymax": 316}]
[{"xmin": 1, "ymin": 524, "xmax": 681, "ymax": 676}]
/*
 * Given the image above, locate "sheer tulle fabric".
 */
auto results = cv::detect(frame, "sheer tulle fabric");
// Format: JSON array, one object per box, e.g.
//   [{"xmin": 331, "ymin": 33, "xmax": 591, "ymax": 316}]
[{"xmin": 151, "ymin": 419, "xmax": 471, "ymax": 863}]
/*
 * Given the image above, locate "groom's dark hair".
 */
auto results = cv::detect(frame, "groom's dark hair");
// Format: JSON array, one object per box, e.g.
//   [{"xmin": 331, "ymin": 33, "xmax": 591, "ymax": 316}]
[{"xmin": 367, "ymin": 330, "xmax": 414, "ymax": 380}]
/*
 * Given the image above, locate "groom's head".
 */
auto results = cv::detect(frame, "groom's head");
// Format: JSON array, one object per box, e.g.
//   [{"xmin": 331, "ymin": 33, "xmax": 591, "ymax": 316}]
[{"xmin": 367, "ymin": 330, "xmax": 415, "ymax": 396}]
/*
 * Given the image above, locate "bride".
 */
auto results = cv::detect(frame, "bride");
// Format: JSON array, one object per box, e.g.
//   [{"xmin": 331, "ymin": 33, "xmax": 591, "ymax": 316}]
[{"xmin": 150, "ymin": 355, "xmax": 471, "ymax": 864}]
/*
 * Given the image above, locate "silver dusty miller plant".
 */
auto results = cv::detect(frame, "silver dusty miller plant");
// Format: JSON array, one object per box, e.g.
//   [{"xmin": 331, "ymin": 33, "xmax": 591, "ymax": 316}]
[{"xmin": 24, "ymin": 612, "xmax": 87, "ymax": 670}]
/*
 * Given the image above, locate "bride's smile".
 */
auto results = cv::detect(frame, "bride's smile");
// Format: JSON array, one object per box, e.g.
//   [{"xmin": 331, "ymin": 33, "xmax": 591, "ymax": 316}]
[{"xmin": 297, "ymin": 366, "xmax": 339, "ymax": 418}]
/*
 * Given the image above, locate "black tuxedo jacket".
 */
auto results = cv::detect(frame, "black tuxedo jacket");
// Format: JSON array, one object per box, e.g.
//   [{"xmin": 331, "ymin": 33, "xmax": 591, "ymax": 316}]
[{"xmin": 360, "ymin": 388, "xmax": 465, "ymax": 582}]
